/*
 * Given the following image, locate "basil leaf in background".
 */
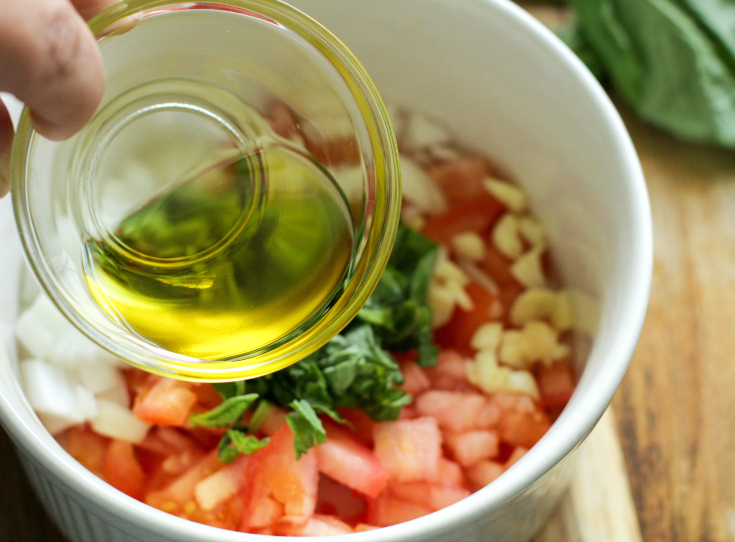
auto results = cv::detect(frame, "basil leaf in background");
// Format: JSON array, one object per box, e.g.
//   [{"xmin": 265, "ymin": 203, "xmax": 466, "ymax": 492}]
[
  {"xmin": 188, "ymin": 393, "xmax": 258, "ymax": 428},
  {"xmin": 566, "ymin": 0, "xmax": 735, "ymax": 148},
  {"xmin": 286, "ymin": 400, "xmax": 326, "ymax": 458},
  {"xmin": 218, "ymin": 429, "xmax": 270, "ymax": 463}
]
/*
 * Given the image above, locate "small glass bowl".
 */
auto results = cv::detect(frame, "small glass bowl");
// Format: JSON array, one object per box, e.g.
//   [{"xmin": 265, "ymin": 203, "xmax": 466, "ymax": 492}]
[{"xmin": 11, "ymin": 0, "xmax": 401, "ymax": 381}]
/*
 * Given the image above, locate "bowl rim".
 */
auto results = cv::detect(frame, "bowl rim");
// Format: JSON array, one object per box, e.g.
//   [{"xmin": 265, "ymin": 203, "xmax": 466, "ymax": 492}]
[{"xmin": 0, "ymin": 0, "xmax": 652, "ymax": 539}]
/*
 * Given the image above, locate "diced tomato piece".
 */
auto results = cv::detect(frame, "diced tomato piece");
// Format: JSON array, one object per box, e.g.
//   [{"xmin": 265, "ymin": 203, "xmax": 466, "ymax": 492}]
[
  {"xmin": 274, "ymin": 514, "xmax": 353, "ymax": 536},
  {"xmin": 444, "ymin": 430, "xmax": 500, "ymax": 467},
  {"xmin": 315, "ymin": 421, "xmax": 388, "ymax": 498},
  {"xmin": 64, "ymin": 425, "xmax": 110, "ymax": 476},
  {"xmin": 505, "ymin": 447, "xmax": 528, "ymax": 469},
  {"xmin": 434, "ymin": 282, "xmax": 498, "ymax": 352},
  {"xmin": 437, "ymin": 458, "xmax": 466, "ymax": 488},
  {"xmin": 464, "ymin": 460, "xmax": 505, "ymax": 491},
  {"xmin": 421, "ymin": 195, "xmax": 505, "ymax": 246},
  {"xmin": 241, "ymin": 425, "xmax": 318, "ymax": 531},
  {"xmin": 145, "ymin": 449, "xmax": 222, "ymax": 511},
  {"xmin": 337, "ymin": 408, "xmax": 376, "ymax": 446},
  {"xmin": 373, "ymin": 417, "xmax": 442, "ymax": 482},
  {"xmin": 259, "ymin": 406, "xmax": 288, "ymax": 437},
  {"xmin": 192, "ymin": 384, "xmax": 223, "ymax": 410},
  {"xmin": 160, "ymin": 448, "xmax": 206, "ymax": 477},
  {"xmin": 316, "ymin": 475, "xmax": 367, "ymax": 523},
  {"xmin": 389, "ymin": 481, "xmax": 470, "ymax": 511},
  {"xmin": 123, "ymin": 368, "xmax": 151, "ymax": 405},
  {"xmin": 367, "ymin": 493, "xmax": 432, "ymax": 527},
  {"xmin": 480, "ymin": 242, "xmax": 525, "ymax": 316},
  {"xmin": 475, "ymin": 400, "xmax": 502, "ymax": 429},
  {"xmin": 434, "ymin": 350, "xmax": 468, "ymax": 379},
  {"xmin": 139, "ymin": 427, "xmax": 201, "ymax": 457},
  {"xmin": 244, "ymin": 496, "xmax": 284, "ymax": 530},
  {"xmin": 492, "ymin": 393, "xmax": 551, "ymax": 448},
  {"xmin": 398, "ymin": 405, "xmax": 417, "ymax": 419},
  {"xmin": 133, "ymin": 378, "xmax": 198, "ymax": 427},
  {"xmin": 427, "ymin": 156, "xmax": 501, "ymax": 205},
  {"xmin": 414, "ymin": 391, "xmax": 487, "ymax": 433},
  {"xmin": 102, "ymin": 440, "xmax": 146, "ymax": 500},
  {"xmin": 194, "ymin": 455, "xmax": 249, "ymax": 511},
  {"xmin": 535, "ymin": 360, "xmax": 575, "ymax": 409},
  {"xmin": 399, "ymin": 361, "xmax": 431, "ymax": 396}
]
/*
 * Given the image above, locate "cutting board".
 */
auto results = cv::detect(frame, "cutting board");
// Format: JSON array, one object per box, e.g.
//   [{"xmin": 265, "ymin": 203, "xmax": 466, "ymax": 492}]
[{"xmin": 533, "ymin": 409, "xmax": 642, "ymax": 542}]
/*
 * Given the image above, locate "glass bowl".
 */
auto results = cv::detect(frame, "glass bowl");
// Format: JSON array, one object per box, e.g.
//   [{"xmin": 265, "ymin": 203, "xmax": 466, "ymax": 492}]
[{"xmin": 11, "ymin": 0, "xmax": 401, "ymax": 381}]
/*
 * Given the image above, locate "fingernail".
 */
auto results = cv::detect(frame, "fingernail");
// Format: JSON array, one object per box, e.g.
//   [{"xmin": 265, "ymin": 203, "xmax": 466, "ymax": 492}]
[{"xmin": 0, "ymin": 149, "xmax": 9, "ymax": 198}]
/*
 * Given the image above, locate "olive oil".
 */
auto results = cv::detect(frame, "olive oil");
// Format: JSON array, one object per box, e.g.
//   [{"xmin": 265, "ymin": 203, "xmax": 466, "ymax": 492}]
[{"xmin": 82, "ymin": 146, "xmax": 354, "ymax": 361}]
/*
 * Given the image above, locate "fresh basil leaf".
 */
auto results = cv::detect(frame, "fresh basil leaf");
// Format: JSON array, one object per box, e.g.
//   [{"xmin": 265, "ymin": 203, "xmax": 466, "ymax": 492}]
[
  {"xmin": 213, "ymin": 381, "xmax": 246, "ymax": 400},
  {"xmin": 218, "ymin": 429, "xmax": 270, "ymax": 463},
  {"xmin": 286, "ymin": 400, "xmax": 326, "ymax": 459},
  {"xmin": 568, "ymin": 0, "xmax": 735, "ymax": 148},
  {"xmin": 188, "ymin": 393, "xmax": 258, "ymax": 428}
]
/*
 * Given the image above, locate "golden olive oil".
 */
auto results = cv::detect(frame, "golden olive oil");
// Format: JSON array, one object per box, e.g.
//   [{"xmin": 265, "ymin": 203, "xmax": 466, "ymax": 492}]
[{"xmin": 82, "ymin": 146, "xmax": 354, "ymax": 361}]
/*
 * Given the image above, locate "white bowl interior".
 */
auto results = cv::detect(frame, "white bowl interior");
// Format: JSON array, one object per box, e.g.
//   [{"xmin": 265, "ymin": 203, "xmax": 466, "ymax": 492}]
[{"xmin": 0, "ymin": 1, "xmax": 651, "ymax": 541}]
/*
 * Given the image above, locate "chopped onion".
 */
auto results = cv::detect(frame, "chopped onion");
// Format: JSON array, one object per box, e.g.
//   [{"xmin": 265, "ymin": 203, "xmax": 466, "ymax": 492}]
[{"xmin": 90, "ymin": 399, "xmax": 150, "ymax": 444}]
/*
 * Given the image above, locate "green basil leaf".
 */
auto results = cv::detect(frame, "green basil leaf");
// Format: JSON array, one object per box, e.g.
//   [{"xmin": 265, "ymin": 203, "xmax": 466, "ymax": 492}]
[{"xmin": 189, "ymin": 393, "xmax": 258, "ymax": 428}]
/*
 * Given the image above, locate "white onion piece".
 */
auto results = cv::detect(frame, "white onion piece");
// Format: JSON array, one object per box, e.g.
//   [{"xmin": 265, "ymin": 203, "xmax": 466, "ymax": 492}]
[
  {"xmin": 20, "ymin": 359, "xmax": 83, "ymax": 435},
  {"xmin": 76, "ymin": 363, "xmax": 126, "ymax": 395},
  {"xmin": 91, "ymin": 399, "xmax": 150, "ymax": 444},
  {"xmin": 96, "ymin": 383, "xmax": 131, "ymax": 409},
  {"xmin": 400, "ymin": 154, "xmax": 447, "ymax": 216},
  {"xmin": 15, "ymin": 296, "xmax": 75, "ymax": 359},
  {"xmin": 74, "ymin": 385, "xmax": 99, "ymax": 420},
  {"xmin": 49, "ymin": 330, "xmax": 124, "ymax": 369}
]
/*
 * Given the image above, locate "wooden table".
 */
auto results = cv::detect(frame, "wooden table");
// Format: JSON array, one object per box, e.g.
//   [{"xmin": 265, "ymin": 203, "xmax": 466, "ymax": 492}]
[{"xmin": 3, "ymin": 6, "xmax": 735, "ymax": 541}]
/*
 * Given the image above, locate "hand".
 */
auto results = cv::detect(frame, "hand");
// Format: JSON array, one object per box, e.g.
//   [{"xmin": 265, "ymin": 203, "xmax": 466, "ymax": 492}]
[{"xmin": 0, "ymin": 0, "xmax": 114, "ymax": 197}]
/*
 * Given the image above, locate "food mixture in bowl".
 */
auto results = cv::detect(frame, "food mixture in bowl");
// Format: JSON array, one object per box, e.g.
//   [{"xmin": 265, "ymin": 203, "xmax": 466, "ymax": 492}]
[{"xmin": 16, "ymin": 106, "xmax": 576, "ymax": 536}]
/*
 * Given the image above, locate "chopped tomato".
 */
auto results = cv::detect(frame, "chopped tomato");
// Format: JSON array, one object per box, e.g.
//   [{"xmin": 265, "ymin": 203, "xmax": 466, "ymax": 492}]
[
  {"xmin": 492, "ymin": 393, "xmax": 551, "ymax": 448},
  {"xmin": 65, "ymin": 424, "xmax": 109, "ymax": 476},
  {"xmin": 427, "ymin": 156, "xmax": 501, "ymax": 205},
  {"xmin": 373, "ymin": 417, "xmax": 442, "ymax": 483},
  {"xmin": 240, "ymin": 425, "xmax": 318, "ymax": 531},
  {"xmin": 464, "ymin": 460, "xmax": 505, "ymax": 491},
  {"xmin": 444, "ymin": 430, "xmax": 500, "ymax": 467},
  {"xmin": 274, "ymin": 514, "xmax": 353, "ymax": 536},
  {"xmin": 102, "ymin": 440, "xmax": 146, "ymax": 500},
  {"xmin": 505, "ymin": 447, "xmax": 528, "ymax": 469},
  {"xmin": 535, "ymin": 360, "xmax": 575, "ymax": 409},
  {"xmin": 133, "ymin": 378, "xmax": 198, "ymax": 427},
  {"xmin": 194, "ymin": 455, "xmax": 249, "ymax": 512},
  {"xmin": 337, "ymin": 408, "xmax": 376, "ymax": 446},
  {"xmin": 421, "ymin": 195, "xmax": 505, "ymax": 245},
  {"xmin": 437, "ymin": 458, "xmax": 466, "ymax": 488},
  {"xmin": 480, "ymin": 242, "xmax": 525, "ymax": 315},
  {"xmin": 315, "ymin": 421, "xmax": 388, "ymax": 498},
  {"xmin": 414, "ymin": 390, "xmax": 487, "ymax": 433},
  {"xmin": 389, "ymin": 481, "xmax": 470, "ymax": 511},
  {"xmin": 399, "ymin": 361, "xmax": 431, "ymax": 396},
  {"xmin": 258, "ymin": 406, "xmax": 288, "ymax": 437},
  {"xmin": 434, "ymin": 282, "xmax": 498, "ymax": 352},
  {"xmin": 145, "ymin": 449, "xmax": 222, "ymax": 511},
  {"xmin": 367, "ymin": 493, "xmax": 431, "ymax": 527}
]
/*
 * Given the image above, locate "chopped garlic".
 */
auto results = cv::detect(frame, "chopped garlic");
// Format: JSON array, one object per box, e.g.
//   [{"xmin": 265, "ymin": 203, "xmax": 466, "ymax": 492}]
[
  {"xmin": 400, "ymin": 154, "xmax": 448, "ymax": 216},
  {"xmin": 510, "ymin": 246, "xmax": 546, "ymax": 288},
  {"xmin": 433, "ymin": 251, "xmax": 469, "ymax": 284},
  {"xmin": 470, "ymin": 322, "xmax": 504, "ymax": 351},
  {"xmin": 451, "ymin": 232, "xmax": 485, "ymax": 261},
  {"xmin": 499, "ymin": 321, "xmax": 569, "ymax": 369},
  {"xmin": 518, "ymin": 215, "xmax": 545, "ymax": 246},
  {"xmin": 505, "ymin": 371, "xmax": 540, "ymax": 400},
  {"xmin": 428, "ymin": 283, "xmax": 456, "ymax": 328},
  {"xmin": 401, "ymin": 204, "xmax": 426, "ymax": 231},
  {"xmin": 551, "ymin": 290, "xmax": 574, "ymax": 332},
  {"xmin": 447, "ymin": 280, "xmax": 474, "ymax": 311},
  {"xmin": 483, "ymin": 178, "xmax": 527, "ymax": 212},
  {"xmin": 429, "ymin": 144, "xmax": 462, "ymax": 162},
  {"xmin": 510, "ymin": 288, "xmax": 558, "ymax": 327},
  {"xmin": 492, "ymin": 213, "xmax": 523, "ymax": 259}
]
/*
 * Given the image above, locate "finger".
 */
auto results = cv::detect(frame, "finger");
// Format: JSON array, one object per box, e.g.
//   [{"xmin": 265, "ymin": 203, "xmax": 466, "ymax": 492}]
[
  {"xmin": 0, "ymin": 102, "xmax": 13, "ymax": 198},
  {"xmin": 0, "ymin": 0, "xmax": 105, "ymax": 141},
  {"xmin": 70, "ymin": 0, "xmax": 119, "ymax": 21}
]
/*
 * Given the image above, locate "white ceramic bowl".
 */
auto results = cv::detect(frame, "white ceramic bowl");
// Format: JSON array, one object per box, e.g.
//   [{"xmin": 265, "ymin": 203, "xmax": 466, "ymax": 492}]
[{"xmin": 0, "ymin": 1, "xmax": 652, "ymax": 541}]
